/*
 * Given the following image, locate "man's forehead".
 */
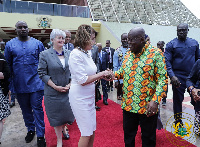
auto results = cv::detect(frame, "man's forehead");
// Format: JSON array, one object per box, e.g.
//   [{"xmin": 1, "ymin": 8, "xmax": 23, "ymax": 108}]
[
  {"xmin": 16, "ymin": 21, "xmax": 27, "ymax": 27},
  {"xmin": 177, "ymin": 24, "xmax": 188, "ymax": 29},
  {"xmin": 122, "ymin": 34, "xmax": 128, "ymax": 39}
]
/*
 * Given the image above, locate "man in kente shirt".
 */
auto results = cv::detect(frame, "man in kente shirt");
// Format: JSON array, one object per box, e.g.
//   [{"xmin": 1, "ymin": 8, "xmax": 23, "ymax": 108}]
[{"xmin": 114, "ymin": 27, "xmax": 168, "ymax": 147}]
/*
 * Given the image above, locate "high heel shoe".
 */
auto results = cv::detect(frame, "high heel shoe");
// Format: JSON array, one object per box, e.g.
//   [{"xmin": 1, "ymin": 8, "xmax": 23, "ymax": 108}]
[{"xmin": 62, "ymin": 131, "xmax": 70, "ymax": 140}]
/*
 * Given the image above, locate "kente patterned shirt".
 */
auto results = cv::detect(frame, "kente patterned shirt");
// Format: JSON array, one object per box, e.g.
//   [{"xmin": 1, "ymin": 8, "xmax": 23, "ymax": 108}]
[{"xmin": 114, "ymin": 43, "xmax": 168, "ymax": 114}]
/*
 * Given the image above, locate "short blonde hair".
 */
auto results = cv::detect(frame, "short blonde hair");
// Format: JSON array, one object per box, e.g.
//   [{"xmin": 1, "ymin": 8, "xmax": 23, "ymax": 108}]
[{"xmin": 74, "ymin": 24, "xmax": 94, "ymax": 49}]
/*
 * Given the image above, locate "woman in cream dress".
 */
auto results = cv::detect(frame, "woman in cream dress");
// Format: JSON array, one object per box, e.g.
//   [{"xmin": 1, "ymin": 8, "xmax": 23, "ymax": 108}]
[{"xmin": 68, "ymin": 25, "xmax": 111, "ymax": 147}]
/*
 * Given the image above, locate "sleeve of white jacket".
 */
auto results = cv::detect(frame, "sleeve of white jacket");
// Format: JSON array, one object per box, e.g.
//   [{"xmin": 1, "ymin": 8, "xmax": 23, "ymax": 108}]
[{"xmin": 68, "ymin": 51, "xmax": 88, "ymax": 85}]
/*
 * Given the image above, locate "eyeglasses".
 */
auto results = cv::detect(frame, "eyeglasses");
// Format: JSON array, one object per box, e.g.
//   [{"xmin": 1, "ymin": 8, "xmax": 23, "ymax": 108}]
[{"xmin": 128, "ymin": 36, "xmax": 144, "ymax": 42}]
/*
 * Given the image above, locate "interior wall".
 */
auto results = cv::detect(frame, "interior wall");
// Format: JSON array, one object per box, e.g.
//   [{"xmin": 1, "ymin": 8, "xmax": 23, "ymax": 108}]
[
  {"xmin": 0, "ymin": 12, "xmax": 91, "ymax": 29},
  {"xmin": 96, "ymin": 21, "xmax": 121, "ymax": 49}
]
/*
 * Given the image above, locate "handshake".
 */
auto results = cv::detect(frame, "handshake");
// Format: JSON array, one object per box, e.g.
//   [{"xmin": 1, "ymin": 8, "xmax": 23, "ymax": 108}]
[{"xmin": 102, "ymin": 69, "xmax": 116, "ymax": 81}]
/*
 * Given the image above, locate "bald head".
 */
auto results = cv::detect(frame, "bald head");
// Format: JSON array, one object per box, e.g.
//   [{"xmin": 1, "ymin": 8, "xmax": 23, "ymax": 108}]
[
  {"xmin": 129, "ymin": 27, "xmax": 145, "ymax": 38},
  {"xmin": 15, "ymin": 21, "xmax": 27, "ymax": 28},
  {"xmin": 128, "ymin": 27, "xmax": 146, "ymax": 55}
]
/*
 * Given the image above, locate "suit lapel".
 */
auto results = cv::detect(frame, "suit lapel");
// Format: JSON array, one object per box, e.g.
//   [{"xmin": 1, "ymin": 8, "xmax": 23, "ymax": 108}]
[{"xmin": 49, "ymin": 47, "xmax": 63, "ymax": 68}]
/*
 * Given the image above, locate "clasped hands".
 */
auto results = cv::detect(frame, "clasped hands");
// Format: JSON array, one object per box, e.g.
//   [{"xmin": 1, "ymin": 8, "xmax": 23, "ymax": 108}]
[
  {"xmin": 102, "ymin": 69, "xmax": 116, "ymax": 81},
  {"xmin": 55, "ymin": 84, "xmax": 70, "ymax": 93}
]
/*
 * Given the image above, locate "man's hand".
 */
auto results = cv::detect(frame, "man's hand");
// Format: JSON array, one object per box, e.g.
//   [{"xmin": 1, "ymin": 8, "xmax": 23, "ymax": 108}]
[
  {"xmin": 115, "ymin": 81, "xmax": 119, "ymax": 88},
  {"xmin": 171, "ymin": 76, "xmax": 181, "ymax": 88},
  {"xmin": 146, "ymin": 100, "xmax": 158, "ymax": 117}
]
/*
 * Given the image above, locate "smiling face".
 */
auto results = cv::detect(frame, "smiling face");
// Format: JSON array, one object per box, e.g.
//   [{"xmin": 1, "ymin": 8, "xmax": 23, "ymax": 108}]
[
  {"xmin": 52, "ymin": 35, "xmax": 65, "ymax": 49},
  {"xmin": 65, "ymin": 32, "xmax": 71, "ymax": 43},
  {"xmin": 15, "ymin": 21, "xmax": 29, "ymax": 38}
]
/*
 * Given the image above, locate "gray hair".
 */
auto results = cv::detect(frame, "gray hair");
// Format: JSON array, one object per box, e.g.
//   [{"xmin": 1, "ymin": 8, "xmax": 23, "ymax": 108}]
[{"xmin": 50, "ymin": 29, "xmax": 66, "ymax": 42}]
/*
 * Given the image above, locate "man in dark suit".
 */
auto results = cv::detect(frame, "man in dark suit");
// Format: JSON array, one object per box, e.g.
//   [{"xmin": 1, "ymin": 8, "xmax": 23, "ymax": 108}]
[
  {"xmin": 102, "ymin": 40, "xmax": 115, "ymax": 92},
  {"xmin": 63, "ymin": 30, "xmax": 74, "ymax": 51},
  {"xmin": 97, "ymin": 43, "xmax": 109, "ymax": 105},
  {"xmin": 89, "ymin": 31, "xmax": 101, "ymax": 109}
]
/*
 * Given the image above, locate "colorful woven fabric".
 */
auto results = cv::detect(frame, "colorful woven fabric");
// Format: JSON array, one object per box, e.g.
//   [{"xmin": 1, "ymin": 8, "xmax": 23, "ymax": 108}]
[{"xmin": 115, "ymin": 43, "xmax": 168, "ymax": 114}]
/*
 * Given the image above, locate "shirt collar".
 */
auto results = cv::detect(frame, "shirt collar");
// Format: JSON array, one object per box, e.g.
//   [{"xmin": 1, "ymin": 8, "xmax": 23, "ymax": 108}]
[{"xmin": 131, "ymin": 42, "xmax": 150, "ymax": 58}]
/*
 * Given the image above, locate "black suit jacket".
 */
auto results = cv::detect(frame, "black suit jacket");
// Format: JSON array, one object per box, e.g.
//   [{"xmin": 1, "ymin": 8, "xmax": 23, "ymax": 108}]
[
  {"xmin": 91, "ymin": 45, "xmax": 100, "ymax": 73},
  {"xmin": 102, "ymin": 47, "xmax": 115, "ymax": 69}
]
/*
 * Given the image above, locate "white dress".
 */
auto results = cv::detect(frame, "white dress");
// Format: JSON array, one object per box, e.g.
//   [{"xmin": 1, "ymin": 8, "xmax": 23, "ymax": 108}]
[{"xmin": 68, "ymin": 49, "xmax": 97, "ymax": 136}]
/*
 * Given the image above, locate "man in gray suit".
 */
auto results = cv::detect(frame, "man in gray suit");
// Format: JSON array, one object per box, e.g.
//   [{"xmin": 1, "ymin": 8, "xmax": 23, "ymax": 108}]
[{"xmin": 63, "ymin": 30, "xmax": 74, "ymax": 51}]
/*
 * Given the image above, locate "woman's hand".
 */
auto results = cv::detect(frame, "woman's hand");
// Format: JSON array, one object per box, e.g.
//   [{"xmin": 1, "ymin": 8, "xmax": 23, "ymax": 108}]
[
  {"xmin": 102, "ymin": 69, "xmax": 116, "ymax": 81},
  {"xmin": 191, "ymin": 88, "xmax": 200, "ymax": 102},
  {"xmin": 54, "ymin": 86, "xmax": 69, "ymax": 93}
]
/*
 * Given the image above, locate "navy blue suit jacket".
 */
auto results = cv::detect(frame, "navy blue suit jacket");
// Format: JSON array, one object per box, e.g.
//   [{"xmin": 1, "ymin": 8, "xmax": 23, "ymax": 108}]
[
  {"xmin": 64, "ymin": 43, "xmax": 74, "ymax": 51},
  {"xmin": 99, "ymin": 50, "xmax": 109, "ymax": 72}
]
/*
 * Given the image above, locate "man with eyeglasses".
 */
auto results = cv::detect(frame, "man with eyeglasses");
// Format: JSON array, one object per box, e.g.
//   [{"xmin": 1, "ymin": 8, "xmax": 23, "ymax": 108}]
[
  {"xmin": 114, "ymin": 27, "xmax": 167, "ymax": 147},
  {"xmin": 165, "ymin": 23, "xmax": 199, "ymax": 126},
  {"xmin": 4, "ymin": 21, "xmax": 46, "ymax": 147}
]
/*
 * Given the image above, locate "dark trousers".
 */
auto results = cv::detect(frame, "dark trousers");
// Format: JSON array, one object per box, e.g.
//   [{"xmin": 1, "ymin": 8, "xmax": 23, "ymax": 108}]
[
  {"xmin": 172, "ymin": 84, "xmax": 185, "ymax": 124},
  {"xmin": 117, "ymin": 83, "xmax": 123, "ymax": 97},
  {"xmin": 11, "ymin": 92, "xmax": 16, "ymax": 103},
  {"xmin": 101, "ymin": 79, "xmax": 108, "ymax": 101},
  {"xmin": 16, "ymin": 90, "xmax": 45, "ymax": 137},
  {"xmin": 123, "ymin": 110, "xmax": 158, "ymax": 147},
  {"xmin": 107, "ymin": 63, "xmax": 113, "ymax": 90}
]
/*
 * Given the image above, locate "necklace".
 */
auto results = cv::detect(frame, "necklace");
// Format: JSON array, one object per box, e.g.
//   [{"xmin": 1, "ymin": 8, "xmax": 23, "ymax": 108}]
[
  {"xmin": 54, "ymin": 50, "xmax": 64, "ymax": 56},
  {"xmin": 78, "ymin": 47, "xmax": 90, "ymax": 58}
]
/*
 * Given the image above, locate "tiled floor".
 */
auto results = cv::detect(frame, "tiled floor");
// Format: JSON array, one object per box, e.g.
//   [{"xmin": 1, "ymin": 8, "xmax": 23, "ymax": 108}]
[{"xmin": 107, "ymin": 84, "xmax": 200, "ymax": 147}]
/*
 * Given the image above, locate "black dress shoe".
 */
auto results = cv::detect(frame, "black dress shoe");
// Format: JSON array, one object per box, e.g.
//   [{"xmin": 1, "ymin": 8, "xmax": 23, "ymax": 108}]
[
  {"xmin": 37, "ymin": 137, "xmax": 46, "ymax": 147},
  {"xmin": 103, "ymin": 100, "xmax": 108, "ymax": 105},
  {"xmin": 25, "ymin": 130, "xmax": 35, "ymax": 143},
  {"xmin": 62, "ymin": 131, "xmax": 70, "ymax": 139},
  {"xmin": 111, "ymin": 87, "xmax": 113, "ymax": 91},
  {"xmin": 95, "ymin": 106, "xmax": 101, "ymax": 111},
  {"xmin": 10, "ymin": 102, "xmax": 15, "ymax": 108}
]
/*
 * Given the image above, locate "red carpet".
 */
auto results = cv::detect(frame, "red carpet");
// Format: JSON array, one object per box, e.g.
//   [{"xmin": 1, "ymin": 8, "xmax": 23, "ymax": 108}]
[{"xmin": 43, "ymin": 99, "xmax": 196, "ymax": 147}]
